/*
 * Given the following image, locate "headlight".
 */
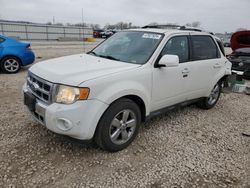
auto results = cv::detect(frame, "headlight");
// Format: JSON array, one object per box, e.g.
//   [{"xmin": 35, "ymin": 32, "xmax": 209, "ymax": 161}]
[{"xmin": 55, "ymin": 85, "xmax": 89, "ymax": 104}]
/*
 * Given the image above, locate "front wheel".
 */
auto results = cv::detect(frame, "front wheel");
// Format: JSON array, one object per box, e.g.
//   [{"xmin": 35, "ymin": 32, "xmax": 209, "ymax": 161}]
[
  {"xmin": 94, "ymin": 98, "xmax": 141, "ymax": 152},
  {"xmin": 197, "ymin": 82, "xmax": 221, "ymax": 109}
]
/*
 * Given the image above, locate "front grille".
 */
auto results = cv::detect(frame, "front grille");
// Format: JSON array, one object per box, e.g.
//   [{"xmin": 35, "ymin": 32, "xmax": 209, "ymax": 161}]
[{"xmin": 27, "ymin": 72, "xmax": 54, "ymax": 104}]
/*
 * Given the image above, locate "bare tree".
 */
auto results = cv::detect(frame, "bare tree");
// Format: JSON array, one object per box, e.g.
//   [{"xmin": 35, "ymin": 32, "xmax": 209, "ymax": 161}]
[{"xmin": 186, "ymin": 21, "xmax": 201, "ymax": 28}]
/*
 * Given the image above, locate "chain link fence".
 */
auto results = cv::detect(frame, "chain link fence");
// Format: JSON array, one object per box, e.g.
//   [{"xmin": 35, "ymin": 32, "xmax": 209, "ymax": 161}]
[{"xmin": 0, "ymin": 22, "xmax": 93, "ymax": 41}]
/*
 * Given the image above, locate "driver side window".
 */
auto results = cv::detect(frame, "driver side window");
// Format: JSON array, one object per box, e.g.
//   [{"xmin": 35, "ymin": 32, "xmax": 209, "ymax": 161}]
[{"xmin": 161, "ymin": 36, "xmax": 189, "ymax": 63}]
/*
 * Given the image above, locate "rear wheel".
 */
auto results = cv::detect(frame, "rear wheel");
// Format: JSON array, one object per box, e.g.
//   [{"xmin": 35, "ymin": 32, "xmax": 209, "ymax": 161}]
[
  {"xmin": 197, "ymin": 82, "xmax": 221, "ymax": 109},
  {"xmin": 1, "ymin": 56, "xmax": 21, "ymax": 73},
  {"xmin": 95, "ymin": 98, "xmax": 141, "ymax": 152}
]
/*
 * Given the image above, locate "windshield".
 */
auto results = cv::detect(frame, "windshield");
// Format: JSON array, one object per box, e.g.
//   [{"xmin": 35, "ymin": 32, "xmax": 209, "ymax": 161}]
[{"xmin": 90, "ymin": 31, "xmax": 164, "ymax": 64}]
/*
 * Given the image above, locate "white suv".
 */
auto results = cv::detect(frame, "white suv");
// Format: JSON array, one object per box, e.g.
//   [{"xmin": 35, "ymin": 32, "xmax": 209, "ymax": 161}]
[{"xmin": 23, "ymin": 29, "xmax": 231, "ymax": 152}]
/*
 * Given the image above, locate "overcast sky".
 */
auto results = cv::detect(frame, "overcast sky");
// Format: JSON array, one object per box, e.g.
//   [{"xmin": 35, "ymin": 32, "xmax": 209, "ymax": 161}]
[{"xmin": 1, "ymin": 0, "xmax": 250, "ymax": 33}]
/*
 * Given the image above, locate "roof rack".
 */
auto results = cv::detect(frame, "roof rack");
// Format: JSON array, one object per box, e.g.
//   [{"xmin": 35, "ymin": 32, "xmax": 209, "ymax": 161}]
[{"xmin": 142, "ymin": 24, "xmax": 202, "ymax": 32}]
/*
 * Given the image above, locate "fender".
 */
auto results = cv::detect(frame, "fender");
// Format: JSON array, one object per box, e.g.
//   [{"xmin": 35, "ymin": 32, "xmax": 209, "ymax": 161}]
[
  {"xmin": 206, "ymin": 64, "xmax": 231, "ymax": 96},
  {"xmin": 92, "ymin": 80, "xmax": 150, "ymax": 115}
]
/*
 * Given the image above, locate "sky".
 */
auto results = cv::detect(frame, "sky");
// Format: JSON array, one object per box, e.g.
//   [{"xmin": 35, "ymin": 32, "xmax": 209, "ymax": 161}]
[{"xmin": 1, "ymin": 0, "xmax": 250, "ymax": 33}]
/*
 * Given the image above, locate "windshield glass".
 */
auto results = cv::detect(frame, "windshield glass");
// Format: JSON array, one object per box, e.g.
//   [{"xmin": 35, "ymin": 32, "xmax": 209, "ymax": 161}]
[{"xmin": 91, "ymin": 31, "xmax": 163, "ymax": 64}]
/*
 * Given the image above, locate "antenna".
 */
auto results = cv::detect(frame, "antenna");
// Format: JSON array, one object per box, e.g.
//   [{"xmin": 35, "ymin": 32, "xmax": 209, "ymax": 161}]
[{"xmin": 82, "ymin": 8, "xmax": 85, "ymax": 53}]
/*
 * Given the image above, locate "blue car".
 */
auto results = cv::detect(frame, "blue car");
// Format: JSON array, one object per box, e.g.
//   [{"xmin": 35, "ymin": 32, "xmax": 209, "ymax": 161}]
[{"xmin": 0, "ymin": 35, "xmax": 35, "ymax": 73}]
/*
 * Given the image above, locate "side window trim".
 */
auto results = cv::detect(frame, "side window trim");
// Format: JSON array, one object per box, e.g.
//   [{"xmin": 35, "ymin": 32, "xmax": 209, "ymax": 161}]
[{"xmin": 154, "ymin": 35, "xmax": 190, "ymax": 67}]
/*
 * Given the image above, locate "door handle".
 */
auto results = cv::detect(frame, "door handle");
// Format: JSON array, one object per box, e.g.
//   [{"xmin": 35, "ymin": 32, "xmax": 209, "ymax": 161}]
[
  {"xmin": 182, "ymin": 68, "xmax": 189, "ymax": 78},
  {"xmin": 213, "ymin": 63, "xmax": 222, "ymax": 68},
  {"xmin": 182, "ymin": 68, "xmax": 189, "ymax": 74}
]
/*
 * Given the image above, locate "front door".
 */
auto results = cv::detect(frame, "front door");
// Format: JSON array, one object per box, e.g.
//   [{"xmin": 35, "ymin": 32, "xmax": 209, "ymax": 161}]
[{"xmin": 151, "ymin": 35, "xmax": 190, "ymax": 111}]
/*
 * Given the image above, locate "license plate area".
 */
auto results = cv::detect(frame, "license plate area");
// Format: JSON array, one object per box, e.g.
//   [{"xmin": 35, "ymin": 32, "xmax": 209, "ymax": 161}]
[{"xmin": 24, "ymin": 92, "xmax": 36, "ymax": 112}]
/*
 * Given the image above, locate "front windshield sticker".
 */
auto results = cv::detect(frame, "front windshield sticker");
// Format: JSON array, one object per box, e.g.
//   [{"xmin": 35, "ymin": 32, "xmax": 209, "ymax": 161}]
[{"xmin": 142, "ymin": 33, "xmax": 161, "ymax": 40}]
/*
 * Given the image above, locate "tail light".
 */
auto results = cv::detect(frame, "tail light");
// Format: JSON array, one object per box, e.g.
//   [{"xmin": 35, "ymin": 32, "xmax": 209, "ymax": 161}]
[{"xmin": 26, "ymin": 44, "xmax": 31, "ymax": 50}]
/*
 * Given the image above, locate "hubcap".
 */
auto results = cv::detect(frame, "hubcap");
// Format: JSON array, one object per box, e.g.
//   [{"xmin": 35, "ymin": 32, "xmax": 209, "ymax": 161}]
[
  {"xmin": 208, "ymin": 84, "xmax": 220, "ymax": 105},
  {"xmin": 109, "ymin": 109, "xmax": 137, "ymax": 145},
  {"xmin": 4, "ymin": 59, "xmax": 19, "ymax": 72}
]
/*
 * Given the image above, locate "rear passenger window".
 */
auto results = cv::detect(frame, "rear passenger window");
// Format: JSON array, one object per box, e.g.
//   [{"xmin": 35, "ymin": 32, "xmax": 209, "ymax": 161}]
[
  {"xmin": 191, "ymin": 36, "xmax": 219, "ymax": 60},
  {"xmin": 161, "ymin": 36, "xmax": 189, "ymax": 63}
]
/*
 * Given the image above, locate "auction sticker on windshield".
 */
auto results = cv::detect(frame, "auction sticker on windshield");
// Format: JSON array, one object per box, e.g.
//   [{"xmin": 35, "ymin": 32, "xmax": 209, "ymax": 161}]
[{"xmin": 142, "ymin": 33, "xmax": 161, "ymax": 40}]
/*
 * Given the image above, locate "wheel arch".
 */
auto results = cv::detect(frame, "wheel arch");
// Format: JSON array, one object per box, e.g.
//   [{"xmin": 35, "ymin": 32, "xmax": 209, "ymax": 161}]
[
  {"xmin": 118, "ymin": 95, "xmax": 146, "ymax": 122},
  {"xmin": 0, "ymin": 55, "xmax": 23, "ymax": 66}
]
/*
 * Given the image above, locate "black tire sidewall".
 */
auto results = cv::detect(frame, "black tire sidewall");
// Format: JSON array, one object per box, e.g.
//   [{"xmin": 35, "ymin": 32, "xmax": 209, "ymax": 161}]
[
  {"xmin": 95, "ymin": 99, "xmax": 141, "ymax": 152},
  {"xmin": 1, "ymin": 56, "xmax": 21, "ymax": 74}
]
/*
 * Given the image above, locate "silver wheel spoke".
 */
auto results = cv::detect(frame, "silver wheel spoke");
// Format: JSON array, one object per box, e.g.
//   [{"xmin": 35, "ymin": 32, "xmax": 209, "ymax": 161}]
[
  {"xmin": 121, "ymin": 130, "xmax": 129, "ymax": 140},
  {"xmin": 126, "ymin": 119, "xmax": 136, "ymax": 128},
  {"xmin": 122, "ymin": 110, "xmax": 130, "ymax": 122},
  {"xmin": 6, "ymin": 60, "xmax": 11, "ymax": 64},
  {"xmin": 208, "ymin": 97, "xmax": 214, "ymax": 104},
  {"xmin": 111, "ymin": 128, "xmax": 122, "ymax": 141},
  {"xmin": 111, "ymin": 118, "xmax": 121, "ymax": 128}
]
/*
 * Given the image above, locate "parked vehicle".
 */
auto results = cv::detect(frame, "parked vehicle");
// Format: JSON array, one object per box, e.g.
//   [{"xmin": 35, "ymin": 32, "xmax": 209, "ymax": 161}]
[
  {"xmin": 227, "ymin": 30, "xmax": 250, "ymax": 80},
  {"xmin": 93, "ymin": 29, "xmax": 104, "ymax": 38},
  {"xmin": 100, "ymin": 30, "xmax": 114, "ymax": 38},
  {"xmin": 223, "ymin": 38, "xmax": 231, "ymax": 47},
  {"xmin": 23, "ymin": 29, "xmax": 231, "ymax": 152},
  {"xmin": 0, "ymin": 35, "xmax": 35, "ymax": 73}
]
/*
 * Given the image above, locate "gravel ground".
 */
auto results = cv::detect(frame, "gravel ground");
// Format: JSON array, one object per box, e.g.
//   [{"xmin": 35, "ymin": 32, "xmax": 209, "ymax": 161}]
[{"xmin": 0, "ymin": 44, "xmax": 249, "ymax": 187}]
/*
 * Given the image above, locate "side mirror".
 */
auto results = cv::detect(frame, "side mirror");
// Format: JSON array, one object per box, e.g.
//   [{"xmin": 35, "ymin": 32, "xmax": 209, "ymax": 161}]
[{"xmin": 157, "ymin": 55, "xmax": 179, "ymax": 68}]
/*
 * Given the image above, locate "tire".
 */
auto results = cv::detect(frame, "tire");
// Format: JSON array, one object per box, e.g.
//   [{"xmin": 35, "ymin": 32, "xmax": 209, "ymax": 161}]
[
  {"xmin": 0, "ymin": 56, "xmax": 21, "ymax": 73},
  {"xmin": 197, "ymin": 82, "xmax": 221, "ymax": 109},
  {"xmin": 95, "ymin": 98, "xmax": 141, "ymax": 152}
]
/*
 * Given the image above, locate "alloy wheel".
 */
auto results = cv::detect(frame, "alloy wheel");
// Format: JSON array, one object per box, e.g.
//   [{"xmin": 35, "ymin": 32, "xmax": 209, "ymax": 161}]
[
  {"xmin": 208, "ymin": 84, "xmax": 220, "ymax": 105},
  {"xmin": 109, "ymin": 109, "xmax": 137, "ymax": 145},
  {"xmin": 4, "ymin": 58, "xmax": 20, "ymax": 73}
]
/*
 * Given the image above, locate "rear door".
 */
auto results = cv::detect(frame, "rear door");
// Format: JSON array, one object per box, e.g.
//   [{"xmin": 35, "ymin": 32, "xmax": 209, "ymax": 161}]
[{"xmin": 185, "ymin": 34, "xmax": 223, "ymax": 100}]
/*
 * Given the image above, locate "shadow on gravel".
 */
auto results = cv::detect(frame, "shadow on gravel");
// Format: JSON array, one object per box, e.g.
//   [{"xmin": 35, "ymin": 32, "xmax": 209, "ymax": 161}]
[{"xmin": 30, "ymin": 104, "xmax": 194, "ymax": 153}]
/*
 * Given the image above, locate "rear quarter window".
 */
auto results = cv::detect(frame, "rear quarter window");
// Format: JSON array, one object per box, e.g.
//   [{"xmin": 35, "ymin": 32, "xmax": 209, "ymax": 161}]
[
  {"xmin": 216, "ymin": 39, "xmax": 225, "ymax": 56},
  {"xmin": 191, "ymin": 35, "xmax": 220, "ymax": 60}
]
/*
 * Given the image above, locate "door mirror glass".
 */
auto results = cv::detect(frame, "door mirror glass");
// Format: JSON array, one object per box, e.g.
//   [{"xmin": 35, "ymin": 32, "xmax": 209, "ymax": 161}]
[{"xmin": 158, "ymin": 54, "xmax": 179, "ymax": 67}]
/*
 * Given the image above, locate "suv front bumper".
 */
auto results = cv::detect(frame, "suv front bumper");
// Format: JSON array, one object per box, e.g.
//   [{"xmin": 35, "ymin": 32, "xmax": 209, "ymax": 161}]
[{"xmin": 23, "ymin": 84, "xmax": 108, "ymax": 140}]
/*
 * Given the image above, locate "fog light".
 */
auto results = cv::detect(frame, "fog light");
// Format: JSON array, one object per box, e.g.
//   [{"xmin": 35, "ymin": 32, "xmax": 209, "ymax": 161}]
[{"xmin": 57, "ymin": 118, "xmax": 73, "ymax": 131}]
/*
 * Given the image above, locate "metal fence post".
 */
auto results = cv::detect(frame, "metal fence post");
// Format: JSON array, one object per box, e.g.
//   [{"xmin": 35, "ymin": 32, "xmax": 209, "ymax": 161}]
[
  {"xmin": 25, "ymin": 24, "xmax": 28, "ymax": 40},
  {"xmin": 0, "ymin": 23, "xmax": 4, "ymax": 35},
  {"xmin": 46, "ymin": 25, "xmax": 49, "ymax": 40}
]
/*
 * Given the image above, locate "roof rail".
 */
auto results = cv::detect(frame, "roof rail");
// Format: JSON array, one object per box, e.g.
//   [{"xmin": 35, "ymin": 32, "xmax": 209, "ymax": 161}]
[
  {"xmin": 142, "ymin": 24, "xmax": 180, "ymax": 29},
  {"xmin": 142, "ymin": 24, "xmax": 203, "ymax": 32}
]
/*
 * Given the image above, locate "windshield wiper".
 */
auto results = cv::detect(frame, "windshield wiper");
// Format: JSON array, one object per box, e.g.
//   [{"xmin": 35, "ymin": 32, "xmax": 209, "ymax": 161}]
[
  {"xmin": 87, "ymin": 51, "xmax": 98, "ymax": 56},
  {"xmin": 87, "ymin": 52, "xmax": 120, "ymax": 61},
  {"xmin": 98, "ymin": 55, "xmax": 121, "ymax": 61}
]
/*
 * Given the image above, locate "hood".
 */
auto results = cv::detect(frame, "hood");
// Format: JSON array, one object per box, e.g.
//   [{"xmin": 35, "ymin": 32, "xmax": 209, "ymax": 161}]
[
  {"xmin": 29, "ymin": 54, "xmax": 141, "ymax": 86},
  {"xmin": 231, "ymin": 30, "xmax": 250, "ymax": 51}
]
